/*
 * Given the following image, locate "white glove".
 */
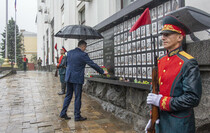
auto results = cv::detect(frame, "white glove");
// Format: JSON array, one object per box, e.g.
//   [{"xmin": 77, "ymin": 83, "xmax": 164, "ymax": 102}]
[
  {"xmin": 145, "ymin": 119, "xmax": 160, "ymax": 133},
  {"xmin": 147, "ymin": 93, "xmax": 163, "ymax": 107}
]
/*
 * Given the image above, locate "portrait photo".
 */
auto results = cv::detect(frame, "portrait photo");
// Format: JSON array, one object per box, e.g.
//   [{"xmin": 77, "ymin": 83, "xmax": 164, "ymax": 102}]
[
  {"xmin": 121, "ymin": 34, "xmax": 124, "ymax": 44},
  {"xmin": 115, "ymin": 68, "xmax": 117, "ymax": 76},
  {"xmin": 137, "ymin": 67, "xmax": 141, "ymax": 78},
  {"xmin": 132, "ymin": 31, "xmax": 136, "ymax": 40},
  {"xmin": 132, "ymin": 17, "xmax": 136, "ymax": 25},
  {"xmin": 121, "ymin": 56, "xmax": 125, "ymax": 66},
  {"xmin": 129, "ymin": 67, "xmax": 133, "ymax": 78},
  {"xmin": 165, "ymin": 1, "xmax": 171, "ymax": 15},
  {"xmin": 114, "ymin": 26, "xmax": 117, "ymax": 35},
  {"xmin": 120, "ymin": 23, "xmax": 124, "ymax": 33},
  {"xmin": 158, "ymin": 20, "xmax": 163, "ymax": 33},
  {"xmin": 133, "ymin": 54, "xmax": 137, "ymax": 65},
  {"xmin": 142, "ymin": 53, "xmax": 146, "ymax": 65},
  {"xmin": 121, "ymin": 67, "xmax": 124, "ymax": 77},
  {"xmin": 132, "ymin": 42, "xmax": 136, "ymax": 53},
  {"xmin": 125, "ymin": 55, "xmax": 128, "ymax": 66},
  {"xmin": 136, "ymin": 27, "xmax": 141, "ymax": 39},
  {"xmin": 129, "ymin": 55, "xmax": 132, "ymax": 66},
  {"xmin": 146, "ymin": 38, "xmax": 152, "ymax": 51},
  {"xmin": 124, "ymin": 20, "xmax": 128, "ymax": 31},
  {"xmin": 125, "ymin": 67, "xmax": 128, "ymax": 77},
  {"xmin": 147, "ymin": 67, "xmax": 152, "ymax": 79},
  {"xmin": 147, "ymin": 53, "xmax": 152, "ymax": 65},
  {"xmin": 137, "ymin": 41, "xmax": 141, "ymax": 52},
  {"xmin": 124, "ymin": 32, "xmax": 128, "ymax": 42},
  {"xmin": 128, "ymin": 19, "xmax": 132, "ymax": 29},
  {"xmin": 141, "ymin": 40, "xmax": 146, "ymax": 51},
  {"xmin": 117, "ymin": 46, "xmax": 121, "ymax": 55},
  {"xmin": 172, "ymin": 0, "xmax": 179, "ymax": 11},
  {"xmin": 128, "ymin": 43, "xmax": 132, "ymax": 53},
  {"xmin": 124, "ymin": 44, "xmax": 128, "ymax": 54},
  {"xmin": 118, "ymin": 68, "xmax": 121, "ymax": 77},
  {"xmin": 158, "ymin": 4, "xmax": 163, "ymax": 18},
  {"xmin": 137, "ymin": 54, "xmax": 141, "ymax": 65},
  {"xmin": 151, "ymin": 7, "xmax": 157, "ymax": 20},
  {"xmin": 128, "ymin": 32, "xmax": 132, "ymax": 42},
  {"xmin": 152, "ymin": 22, "xmax": 157, "ymax": 35},
  {"xmin": 158, "ymin": 36, "xmax": 164, "ymax": 49},
  {"xmin": 141, "ymin": 26, "xmax": 145, "ymax": 38},
  {"xmin": 118, "ymin": 57, "xmax": 121, "ymax": 66},
  {"xmin": 142, "ymin": 67, "xmax": 146, "ymax": 79},
  {"xmin": 133, "ymin": 67, "xmax": 137, "ymax": 78},
  {"xmin": 146, "ymin": 25, "xmax": 151, "ymax": 37},
  {"xmin": 121, "ymin": 45, "xmax": 124, "ymax": 55}
]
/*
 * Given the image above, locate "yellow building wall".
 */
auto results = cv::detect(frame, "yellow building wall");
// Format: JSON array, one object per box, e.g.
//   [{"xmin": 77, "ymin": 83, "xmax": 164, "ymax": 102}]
[{"xmin": 23, "ymin": 36, "xmax": 37, "ymax": 63}]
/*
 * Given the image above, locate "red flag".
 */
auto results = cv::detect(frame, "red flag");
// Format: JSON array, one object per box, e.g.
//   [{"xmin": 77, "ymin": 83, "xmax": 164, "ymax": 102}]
[
  {"xmin": 129, "ymin": 8, "xmax": 151, "ymax": 32},
  {"xmin": 54, "ymin": 43, "xmax": 57, "ymax": 50}
]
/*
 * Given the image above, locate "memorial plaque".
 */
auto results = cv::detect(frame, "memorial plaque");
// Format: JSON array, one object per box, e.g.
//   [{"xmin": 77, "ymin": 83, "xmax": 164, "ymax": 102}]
[{"xmin": 103, "ymin": 28, "xmax": 114, "ymax": 76}]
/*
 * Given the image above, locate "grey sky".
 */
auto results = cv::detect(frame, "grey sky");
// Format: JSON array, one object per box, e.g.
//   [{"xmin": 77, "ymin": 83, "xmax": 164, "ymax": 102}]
[{"xmin": 0, "ymin": 0, "xmax": 37, "ymax": 43}]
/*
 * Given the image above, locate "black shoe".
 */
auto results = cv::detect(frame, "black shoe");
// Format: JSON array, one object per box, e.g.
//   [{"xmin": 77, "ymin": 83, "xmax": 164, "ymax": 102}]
[
  {"xmin": 60, "ymin": 115, "xmax": 71, "ymax": 120},
  {"xmin": 58, "ymin": 91, "xmax": 65, "ymax": 95},
  {"xmin": 75, "ymin": 117, "xmax": 87, "ymax": 121}
]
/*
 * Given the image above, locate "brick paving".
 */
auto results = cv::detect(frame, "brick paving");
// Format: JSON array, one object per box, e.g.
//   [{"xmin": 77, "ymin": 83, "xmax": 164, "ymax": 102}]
[{"xmin": 0, "ymin": 71, "xmax": 136, "ymax": 133}]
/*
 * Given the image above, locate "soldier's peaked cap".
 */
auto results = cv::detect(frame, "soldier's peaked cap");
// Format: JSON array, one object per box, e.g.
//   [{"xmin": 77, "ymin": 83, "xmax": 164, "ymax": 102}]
[{"xmin": 161, "ymin": 15, "xmax": 191, "ymax": 36}]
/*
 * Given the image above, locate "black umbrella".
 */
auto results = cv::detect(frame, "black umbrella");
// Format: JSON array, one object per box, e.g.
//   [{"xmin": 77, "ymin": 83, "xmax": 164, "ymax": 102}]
[{"xmin": 55, "ymin": 25, "xmax": 103, "ymax": 39}]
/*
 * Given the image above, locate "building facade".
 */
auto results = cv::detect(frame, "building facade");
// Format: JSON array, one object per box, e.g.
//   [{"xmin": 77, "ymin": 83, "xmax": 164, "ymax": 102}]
[{"xmin": 21, "ymin": 30, "xmax": 37, "ymax": 63}]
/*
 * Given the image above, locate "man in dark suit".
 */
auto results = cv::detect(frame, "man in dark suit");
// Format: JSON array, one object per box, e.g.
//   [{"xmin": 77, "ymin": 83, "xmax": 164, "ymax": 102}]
[{"xmin": 60, "ymin": 40, "xmax": 107, "ymax": 121}]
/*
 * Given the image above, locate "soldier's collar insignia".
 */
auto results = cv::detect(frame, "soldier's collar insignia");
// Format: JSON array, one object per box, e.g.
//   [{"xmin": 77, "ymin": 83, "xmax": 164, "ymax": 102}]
[{"xmin": 167, "ymin": 47, "xmax": 183, "ymax": 57}]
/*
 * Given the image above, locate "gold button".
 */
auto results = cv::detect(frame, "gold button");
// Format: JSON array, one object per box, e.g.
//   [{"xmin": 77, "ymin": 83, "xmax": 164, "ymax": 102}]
[
  {"xmin": 161, "ymin": 82, "xmax": 163, "ymax": 85},
  {"xmin": 163, "ymin": 70, "xmax": 166, "ymax": 73},
  {"xmin": 158, "ymin": 61, "xmax": 160, "ymax": 63},
  {"xmin": 167, "ymin": 58, "xmax": 170, "ymax": 61},
  {"xmin": 179, "ymin": 62, "xmax": 182, "ymax": 65}
]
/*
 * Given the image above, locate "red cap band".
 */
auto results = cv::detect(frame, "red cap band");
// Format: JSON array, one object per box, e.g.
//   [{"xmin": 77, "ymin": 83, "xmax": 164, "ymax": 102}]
[{"xmin": 162, "ymin": 24, "xmax": 186, "ymax": 36}]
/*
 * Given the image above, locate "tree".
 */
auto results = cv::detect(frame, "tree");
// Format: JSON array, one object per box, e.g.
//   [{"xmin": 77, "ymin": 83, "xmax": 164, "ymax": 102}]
[{"xmin": 0, "ymin": 18, "xmax": 24, "ymax": 68}]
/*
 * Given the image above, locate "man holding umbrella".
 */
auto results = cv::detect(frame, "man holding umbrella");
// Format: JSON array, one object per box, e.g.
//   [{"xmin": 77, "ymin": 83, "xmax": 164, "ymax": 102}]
[
  {"xmin": 60, "ymin": 40, "xmax": 108, "ymax": 121},
  {"xmin": 57, "ymin": 46, "xmax": 67, "ymax": 95}
]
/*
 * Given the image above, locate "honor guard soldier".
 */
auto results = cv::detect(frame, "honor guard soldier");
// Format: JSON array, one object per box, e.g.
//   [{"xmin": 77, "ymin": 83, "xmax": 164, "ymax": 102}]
[
  {"xmin": 145, "ymin": 15, "xmax": 202, "ymax": 133},
  {"xmin": 57, "ymin": 46, "xmax": 67, "ymax": 95}
]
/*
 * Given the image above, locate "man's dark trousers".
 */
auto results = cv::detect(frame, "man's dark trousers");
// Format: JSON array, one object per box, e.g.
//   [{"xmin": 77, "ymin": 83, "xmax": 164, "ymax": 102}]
[{"xmin": 60, "ymin": 82, "xmax": 82, "ymax": 119}]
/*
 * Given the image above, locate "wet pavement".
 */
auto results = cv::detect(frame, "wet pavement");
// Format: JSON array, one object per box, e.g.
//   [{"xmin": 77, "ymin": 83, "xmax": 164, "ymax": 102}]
[{"xmin": 0, "ymin": 71, "xmax": 136, "ymax": 133}]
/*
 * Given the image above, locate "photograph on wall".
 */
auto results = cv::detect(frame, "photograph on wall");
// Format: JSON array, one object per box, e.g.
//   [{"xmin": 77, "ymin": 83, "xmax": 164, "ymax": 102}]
[
  {"xmin": 117, "ymin": 35, "xmax": 120, "ymax": 45},
  {"xmin": 137, "ymin": 54, "xmax": 141, "ymax": 65},
  {"xmin": 172, "ymin": 0, "xmax": 180, "ymax": 11},
  {"xmin": 146, "ymin": 25, "xmax": 151, "ymax": 37},
  {"xmin": 159, "ymin": 51, "xmax": 165, "ymax": 57},
  {"xmin": 121, "ymin": 45, "xmax": 124, "ymax": 55},
  {"xmin": 133, "ymin": 54, "xmax": 137, "ymax": 65},
  {"xmin": 132, "ymin": 42, "xmax": 136, "ymax": 53},
  {"xmin": 115, "ymin": 68, "xmax": 117, "ymax": 76},
  {"xmin": 141, "ymin": 26, "xmax": 145, "ymax": 38},
  {"xmin": 137, "ymin": 67, "xmax": 141, "ymax": 78},
  {"xmin": 147, "ymin": 53, "xmax": 152, "ymax": 65},
  {"xmin": 129, "ymin": 55, "xmax": 132, "ymax": 66},
  {"xmin": 114, "ymin": 46, "xmax": 117, "ymax": 55},
  {"xmin": 120, "ymin": 23, "xmax": 124, "ymax": 33},
  {"xmin": 114, "ymin": 26, "xmax": 117, "ymax": 35},
  {"xmin": 132, "ymin": 17, "xmax": 136, "ymax": 25},
  {"xmin": 125, "ymin": 67, "xmax": 128, "ymax": 77},
  {"xmin": 141, "ymin": 40, "xmax": 146, "ymax": 51},
  {"xmin": 151, "ymin": 7, "xmax": 157, "ymax": 20},
  {"xmin": 121, "ymin": 56, "xmax": 125, "ymax": 66},
  {"xmin": 124, "ymin": 44, "xmax": 128, "ymax": 54},
  {"xmin": 124, "ymin": 32, "xmax": 128, "ymax": 42},
  {"xmin": 158, "ymin": 36, "xmax": 164, "ymax": 49},
  {"xmin": 151, "ymin": 37, "xmax": 158, "ymax": 50},
  {"xmin": 142, "ymin": 67, "xmax": 147, "ymax": 79},
  {"xmin": 165, "ymin": 1, "xmax": 171, "ymax": 15},
  {"xmin": 117, "ymin": 46, "xmax": 121, "ymax": 55},
  {"xmin": 137, "ymin": 41, "xmax": 141, "ymax": 52},
  {"xmin": 152, "ymin": 22, "xmax": 157, "ymax": 35},
  {"xmin": 125, "ymin": 55, "xmax": 128, "ymax": 66},
  {"xmin": 121, "ymin": 34, "xmax": 124, "ymax": 44},
  {"xmin": 118, "ymin": 67, "xmax": 121, "ymax": 77},
  {"xmin": 121, "ymin": 67, "xmax": 125, "ymax": 77},
  {"xmin": 124, "ymin": 20, "xmax": 128, "ymax": 31},
  {"xmin": 142, "ymin": 53, "xmax": 146, "ymax": 65},
  {"xmin": 129, "ymin": 67, "xmax": 133, "ymax": 78},
  {"xmin": 128, "ymin": 19, "xmax": 132, "ymax": 29},
  {"xmin": 133, "ymin": 67, "xmax": 137, "ymax": 78},
  {"xmin": 132, "ymin": 31, "xmax": 136, "ymax": 40},
  {"xmin": 158, "ymin": 4, "xmax": 164, "ymax": 18},
  {"xmin": 128, "ymin": 43, "xmax": 132, "ymax": 53},
  {"xmin": 117, "ymin": 24, "xmax": 120, "ymax": 34},
  {"xmin": 128, "ymin": 32, "xmax": 132, "ymax": 42},
  {"xmin": 147, "ymin": 67, "xmax": 152, "ymax": 79},
  {"xmin": 146, "ymin": 38, "xmax": 152, "ymax": 51},
  {"xmin": 136, "ymin": 27, "xmax": 141, "ymax": 39},
  {"xmin": 158, "ymin": 20, "xmax": 163, "ymax": 33},
  {"xmin": 118, "ymin": 56, "xmax": 121, "ymax": 66}
]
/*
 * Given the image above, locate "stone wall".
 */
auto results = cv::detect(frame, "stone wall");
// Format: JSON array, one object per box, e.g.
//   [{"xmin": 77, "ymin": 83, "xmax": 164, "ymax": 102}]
[{"xmin": 83, "ymin": 39, "xmax": 210, "ymax": 133}]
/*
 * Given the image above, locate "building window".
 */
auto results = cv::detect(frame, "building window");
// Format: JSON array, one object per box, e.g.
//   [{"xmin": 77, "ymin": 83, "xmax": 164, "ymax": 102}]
[
  {"xmin": 79, "ymin": 8, "xmax": 85, "ymax": 25},
  {"xmin": 121, "ymin": 0, "xmax": 136, "ymax": 9}
]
